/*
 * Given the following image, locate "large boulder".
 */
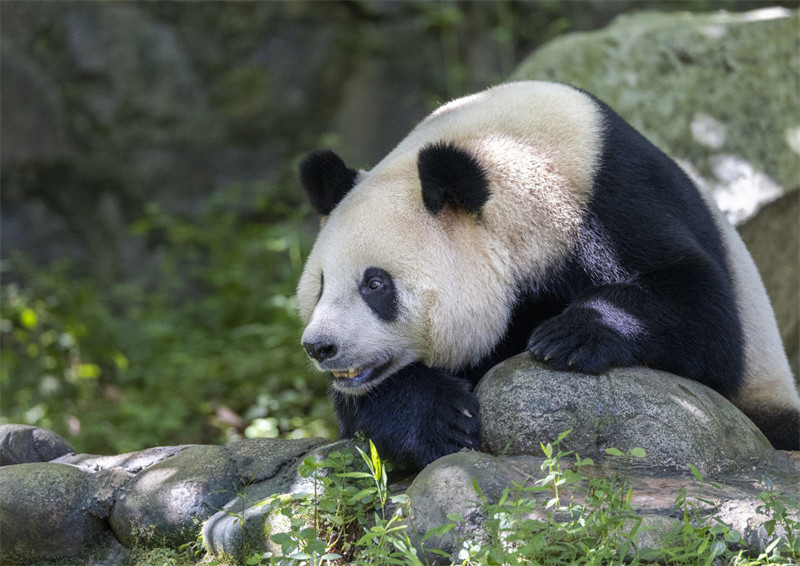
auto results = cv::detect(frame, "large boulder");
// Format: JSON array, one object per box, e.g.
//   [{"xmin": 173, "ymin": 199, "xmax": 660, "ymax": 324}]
[
  {"xmin": 513, "ymin": 8, "xmax": 800, "ymax": 377},
  {"xmin": 0, "ymin": 463, "xmax": 107, "ymax": 563},
  {"xmin": 0, "ymin": 423, "xmax": 75, "ymax": 466},
  {"xmin": 406, "ymin": 450, "xmax": 799, "ymax": 562},
  {"xmin": 408, "ymin": 353, "xmax": 800, "ymax": 562},
  {"xmin": 108, "ymin": 445, "xmax": 239, "ymax": 547},
  {"xmin": 476, "ymin": 354, "xmax": 777, "ymax": 476},
  {"xmin": 0, "ymin": 426, "xmax": 334, "ymax": 563}
]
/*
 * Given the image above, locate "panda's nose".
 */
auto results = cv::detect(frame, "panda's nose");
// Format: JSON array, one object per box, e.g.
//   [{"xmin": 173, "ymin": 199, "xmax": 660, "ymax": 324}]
[{"xmin": 303, "ymin": 340, "xmax": 338, "ymax": 362}]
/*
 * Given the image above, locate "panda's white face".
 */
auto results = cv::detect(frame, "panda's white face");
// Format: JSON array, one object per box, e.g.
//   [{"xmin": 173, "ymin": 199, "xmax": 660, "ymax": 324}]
[{"xmin": 297, "ymin": 173, "xmax": 439, "ymax": 393}]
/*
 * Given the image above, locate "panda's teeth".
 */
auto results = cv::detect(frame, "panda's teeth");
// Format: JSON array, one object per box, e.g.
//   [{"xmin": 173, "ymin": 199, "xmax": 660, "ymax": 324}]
[{"xmin": 332, "ymin": 368, "xmax": 360, "ymax": 379}]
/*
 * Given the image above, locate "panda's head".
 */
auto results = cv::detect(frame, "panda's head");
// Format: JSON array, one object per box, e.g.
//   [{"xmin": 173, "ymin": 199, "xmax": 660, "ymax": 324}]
[
  {"xmin": 296, "ymin": 143, "xmax": 509, "ymax": 394},
  {"xmin": 296, "ymin": 82, "xmax": 602, "ymax": 395}
]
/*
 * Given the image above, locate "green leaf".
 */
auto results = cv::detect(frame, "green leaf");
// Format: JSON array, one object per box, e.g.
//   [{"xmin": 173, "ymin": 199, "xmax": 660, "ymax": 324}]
[
  {"xmin": 77, "ymin": 363, "xmax": 101, "ymax": 379},
  {"xmin": 446, "ymin": 512, "xmax": 463, "ymax": 522},
  {"xmin": 629, "ymin": 447, "xmax": 647, "ymax": 458},
  {"xmin": 472, "ymin": 478, "xmax": 485, "ymax": 500},
  {"xmin": 346, "ymin": 488, "xmax": 376, "ymax": 503},
  {"xmin": 20, "ymin": 308, "xmax": 37, "ymax": 329},
  {"xmin": 422, "ymin": 523, "xmax": 455, "ymax": 541},
  {"xmin": 709, "ymin": 540, "xmax": 726, "ymax": 557},
  {"xmin": 688, "ymin": 463, "xmax": 704, "ymax": 483},
  {"xmin": 724, "ymin": 529, "xmax": 741, "ymax": 544},
  {"xmin": 298, "ymin": 527, "xmax": 317, "ymax": 539},
  {"xmin": 604, "ymin": 447, "xmax": 624, "ymax": 457},
  {"xmin": 369, "ymin": 439, "xmax": 382, "ymax": 479},
  {"xmin": 336, "ymin": 471, "xmax": 374, "ymax": 479}
]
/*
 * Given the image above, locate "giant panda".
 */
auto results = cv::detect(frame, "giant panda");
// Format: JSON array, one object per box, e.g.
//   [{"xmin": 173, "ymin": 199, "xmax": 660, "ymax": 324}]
[{"xmin": 296, "ymin": 81, "xmax": 800, "ymax": 470}]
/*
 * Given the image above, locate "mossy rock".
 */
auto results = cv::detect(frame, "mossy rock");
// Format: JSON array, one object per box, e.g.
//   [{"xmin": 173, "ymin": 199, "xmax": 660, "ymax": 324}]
[
  {"xmin": 476, "ymin": 354, "xmax": 776, "ymax": 476},
  {"xmin": 513, "ymin": 8, "xmax": 800, "ymax": 224},
  {"xmin": 0, "ymin": 463, "xmax": 106, "ymax": 563}
]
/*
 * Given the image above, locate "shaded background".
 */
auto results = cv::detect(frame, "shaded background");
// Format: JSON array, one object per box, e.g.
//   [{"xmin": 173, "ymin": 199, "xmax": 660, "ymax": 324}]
[{"xmin": 1, "ymin": 0, "xmax": 793, "ymax": 454}]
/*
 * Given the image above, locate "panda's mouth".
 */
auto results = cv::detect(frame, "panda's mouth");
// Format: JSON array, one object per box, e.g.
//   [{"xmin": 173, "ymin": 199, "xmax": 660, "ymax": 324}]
[{"xmin": 329, "ymin": 361, "xmax": 391, "ymax": 390}]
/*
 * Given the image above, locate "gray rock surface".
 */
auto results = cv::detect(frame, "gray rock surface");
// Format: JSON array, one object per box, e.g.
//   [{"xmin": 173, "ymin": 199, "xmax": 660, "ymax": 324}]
[
  {"xmin": 405, "ymin": 450, "xmax": 800, "ymax": 562},
  {"xmin": 0, "ymin": 463, "xmax": 106, "ymax": 563},
  {"xmin": 53, "ymin": 445, "xmax": 191, "ymax": 474},
  {"xmin": 108, "ymin": 445, "xmax": 239, "ymax": 547},
  {"xmin": 105, "ymin": 437, "xmax": 328, "ymax": 551},
  {"xmin": 513, "ymin": 8, "xmax": 800, "ymax": 221},
  {"xmin": 0, "ymin": 423, "xmax": 75, "ymax": 465},
  {"xmin": 405, "ymin": 451, "xmax": 545, "ymax": 559},
  {"xmin": 202, "ymin": 439, "xmax": 347, "ymax": 561},
  {"xmin": 477, "ymin": 354, "xmax": 776, "ymax": 476}
]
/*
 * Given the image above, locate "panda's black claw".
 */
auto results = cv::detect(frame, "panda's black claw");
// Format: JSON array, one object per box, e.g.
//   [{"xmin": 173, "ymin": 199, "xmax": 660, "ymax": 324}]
[{"xmin": 527, "ymin": 306, "xmax": 637, "ymax": 375}]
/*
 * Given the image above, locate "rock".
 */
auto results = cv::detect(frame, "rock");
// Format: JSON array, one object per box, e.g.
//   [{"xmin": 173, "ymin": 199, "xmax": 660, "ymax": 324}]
[
  {"xmin": 405, "ymin": 451, "xmax": 543, "ymax": 561},
  {"xmin": 513, "ymin": 8, "xmax": 799, "ymax": 223},
  {"xmin": 0, "ymin": 424, "xmax": 75, "ymax": 466},
  {"xmin": 476, "ymin": 354, "xmax": 775, "ymax": 476},
  {"xmin": 106, "ymin": 438, "xmax": 330, "ymax": 552},
  {"xmin": 0, "ymin": 463, "xmax": 106, "ymax": 563},
  {"xmin": 202, "ymin": 439, "xmax": 349, "ymax": 561},
  {"xmin": 0, "ymin": 47, "xmax": 71, "ymax": 169},
  {"xmin": 53, "ymin": 444, "xmax": 190, "ymax": 473},
  {"xmin": 226, "ymin": 436, "xmax": 328, "ymax": 484},
  {"xmin": 109, "ymin": 444, "xmax": 238, "ymax": 548},
  {"xmin": 404, "ymin": 450, "xmax": 798, "ymax": 561},
  {"xmin": 511, "ymin": 8, "xmax": 800, "ymax": 377}
]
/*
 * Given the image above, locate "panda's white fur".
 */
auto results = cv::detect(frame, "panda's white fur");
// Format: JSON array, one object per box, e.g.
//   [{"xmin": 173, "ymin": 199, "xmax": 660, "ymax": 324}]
[
  {"xmin": 299, "ymin": 82, "xmax": 603, "ymax": 379},
  {"xmin": 298, "ymin": 80, "xmax": 800, "ymax": 454},
  {"xmin": 702, "ymin": 191, "xmax": 800, "ymax": 416}
]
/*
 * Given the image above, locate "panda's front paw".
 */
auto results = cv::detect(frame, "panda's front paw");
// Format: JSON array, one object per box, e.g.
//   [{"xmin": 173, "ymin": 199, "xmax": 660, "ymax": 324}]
[
  {"xmin": 333, "ymin": 364, "xmax": 480, "ymax": 471},
  {"xmin": 527, "ymin": 307, "xmax": 638, "ymax": 375},
  {"xmin": 422, "ymin": 382, "xmax": 481, "ymax": 460}
]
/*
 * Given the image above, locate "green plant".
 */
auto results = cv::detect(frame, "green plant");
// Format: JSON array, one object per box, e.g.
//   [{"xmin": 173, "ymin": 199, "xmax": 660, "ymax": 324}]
[
  {"xmin": 448, "ymin": 442, "xmax": 799, "ymax": 566},
  {"xmin": 452, "ymin": 431, "xmax": 646, "ymax": 566},
  {"xmin": 754, "ymin": 475, "xmax": 800, "ymax": 561},
  {"xmin": 231, "ymin": 441, "xmax": 427, "ymax": 566}
]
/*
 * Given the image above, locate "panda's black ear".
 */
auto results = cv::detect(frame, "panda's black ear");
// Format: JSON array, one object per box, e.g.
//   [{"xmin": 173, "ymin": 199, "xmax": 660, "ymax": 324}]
[
  {"xmin": 418, "ymin": 142, "xmax": 490, "ymax": 216},
  {"xmin": 299, "ymin": 150, "xmax": 359, "ymax": 216}
]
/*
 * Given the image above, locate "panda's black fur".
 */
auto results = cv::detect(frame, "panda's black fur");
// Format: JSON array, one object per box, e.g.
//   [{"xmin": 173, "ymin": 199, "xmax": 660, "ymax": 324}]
[{"xmin": 298, "ymin": 82, "xmax": 799, "ymax": 470}]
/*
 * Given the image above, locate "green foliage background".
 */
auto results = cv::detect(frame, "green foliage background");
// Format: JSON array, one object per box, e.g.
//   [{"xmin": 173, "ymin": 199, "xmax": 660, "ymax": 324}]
[{"xmin": 1, "ymin": 185, "xmax": 333, "ymax": 453}]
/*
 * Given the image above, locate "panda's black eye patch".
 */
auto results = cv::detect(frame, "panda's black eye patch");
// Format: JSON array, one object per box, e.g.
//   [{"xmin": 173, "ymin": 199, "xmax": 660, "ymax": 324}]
[{"xmin": 360, "ymin": 267, "xmax": 398, "ymax": 322}]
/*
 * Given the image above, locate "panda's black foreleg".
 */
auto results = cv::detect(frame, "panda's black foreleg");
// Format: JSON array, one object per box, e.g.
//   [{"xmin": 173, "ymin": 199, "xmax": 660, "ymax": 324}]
[
  {"xmin": 526, "ymin": 260, "xmax": 741, "ymax": 393},
  {"xmin": 526, "ymin": 285, "xmax": 643, "ymax": 375},
  {"xmin": 331, "ymin": 363, "xmax": 481, "ymax": 471}
]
